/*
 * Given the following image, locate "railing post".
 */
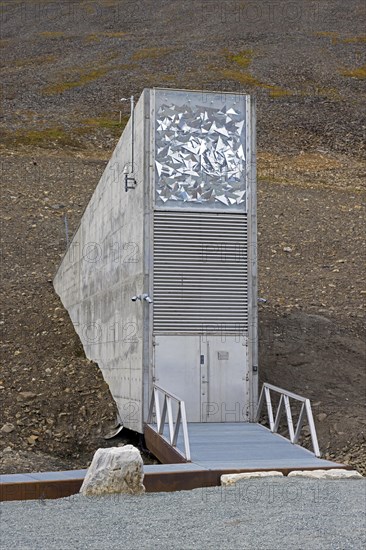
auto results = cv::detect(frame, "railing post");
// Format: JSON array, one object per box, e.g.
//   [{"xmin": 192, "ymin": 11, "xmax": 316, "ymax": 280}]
[
  {"xmin": 180, "ymin": 401, "xmax": 191, "ymax": 462},
  {"xmin": 147, "ymin": 389, "xmax": 155, "ymax": 424},
  {"xmin": 154, "ymin": 387, "xmax": 161, "ymax": 429},
  {"xmin": 273, "ymin": 394, "xmax": 284, "ymax": 432},
  {"xmin": 293, "ymin": 402, "xmax": 306, "ymax": 444},
  {"xmin": 305, "ymin": 399, "xmax": 321, "ymax": 457},
  {"xmin": 158, "ymin": 394, "xmax": 167, "ymax": 435},
  {"xmin": 283, "ymin": 395, "xmax": 295, "ymax": 443},
  {"xmin": 255, "ymin": 385, "xmax": 265, "ymax": 422},
  {"xmin": 172, "ymin": 406, "xmax": 182, "ymax": 447},
  {"xmin": 166, "ymin": 396, "xmax": 174, "ymax": 444},
  {"xmin": 264, "ymin": 386, "xmax": 274, "ymax": 431}
]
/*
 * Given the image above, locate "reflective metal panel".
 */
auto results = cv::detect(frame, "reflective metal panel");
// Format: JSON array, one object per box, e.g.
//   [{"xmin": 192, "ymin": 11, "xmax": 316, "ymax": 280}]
[{"xmin": 154, "ymin": 89, "xmax": 247, "ymax": 210}]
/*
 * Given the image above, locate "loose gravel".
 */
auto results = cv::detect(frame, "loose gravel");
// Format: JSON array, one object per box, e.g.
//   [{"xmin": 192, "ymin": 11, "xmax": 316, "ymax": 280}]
[{"xmin": 1, "ymin": 478, "xmax": 365, "ymax": 549}]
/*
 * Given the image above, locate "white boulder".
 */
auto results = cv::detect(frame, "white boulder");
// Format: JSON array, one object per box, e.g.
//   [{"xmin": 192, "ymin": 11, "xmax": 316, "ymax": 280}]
[
  {"xmin": 221, "ymin": 471, "xmax": 284, "ymax": 486},
  {"xmin": 80, "ymin": 445, "xmax": 145, "ymax": 496},
  {"xmin": 288, "ymin": 469, "xmax": 363, "ymax": 479}
]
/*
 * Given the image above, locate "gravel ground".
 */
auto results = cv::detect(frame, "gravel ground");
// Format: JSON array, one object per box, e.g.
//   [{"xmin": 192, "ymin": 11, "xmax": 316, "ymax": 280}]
[{"xmin": 1, "ymin": 479, "xmax": 365, "ymax": 550}]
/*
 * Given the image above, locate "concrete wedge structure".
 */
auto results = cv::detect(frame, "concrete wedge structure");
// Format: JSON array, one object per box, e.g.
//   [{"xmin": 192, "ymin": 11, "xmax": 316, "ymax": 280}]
[{"xmin": 54, "ymin": 88, "xmax": 258, "ymax": 434}]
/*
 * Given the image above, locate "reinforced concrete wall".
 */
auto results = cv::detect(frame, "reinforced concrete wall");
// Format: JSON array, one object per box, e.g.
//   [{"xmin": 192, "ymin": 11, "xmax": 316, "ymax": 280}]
[{"xmin": 54, "ymin": 91, "xmax": 148, "ymax": 432}]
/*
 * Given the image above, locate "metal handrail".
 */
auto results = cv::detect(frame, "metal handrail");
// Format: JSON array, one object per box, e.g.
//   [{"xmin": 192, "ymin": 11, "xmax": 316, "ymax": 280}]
[
  {"xmin": 147, "ymin": 384, "xmax": 191, "ymax": 462},
  {"xmin": 255, "ymin": 383, "xmax": 321, "ymax": 457}
]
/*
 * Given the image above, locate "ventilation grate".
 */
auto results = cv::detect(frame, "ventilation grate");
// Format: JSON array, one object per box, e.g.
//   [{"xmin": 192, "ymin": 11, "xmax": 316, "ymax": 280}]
[{"xmin": 153, "ymin": 211, "xmax": 248, "ymax": 334}]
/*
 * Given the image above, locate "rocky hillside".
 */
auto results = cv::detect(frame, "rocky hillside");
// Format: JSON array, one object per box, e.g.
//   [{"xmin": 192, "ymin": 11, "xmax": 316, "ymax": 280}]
[{"xmin": 0, "ymin": 0, "xmax": 365, "ymax": 474}]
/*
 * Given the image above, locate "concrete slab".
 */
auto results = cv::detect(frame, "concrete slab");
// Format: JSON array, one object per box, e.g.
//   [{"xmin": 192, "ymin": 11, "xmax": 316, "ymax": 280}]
[
  {"xmin": 288, "ymin": 469, "xmax": 363, "ymax": 479},
  {"xmin": 0, "ymin": 474, "xmax": 35, "ymax": 483},
  {"xmin": 143, "ymin": 463, "xmax": 207, "ymax": 473},
  {"xmin": 221, "ymin": 471, "xmax": 284, "ymax": 485}
]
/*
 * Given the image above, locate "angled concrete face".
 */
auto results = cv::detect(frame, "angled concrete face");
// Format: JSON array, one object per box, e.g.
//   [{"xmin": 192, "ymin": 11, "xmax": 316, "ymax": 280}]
[{"xmin": 54, "ymin": 91, "xmax": 148, "ymax": 432}]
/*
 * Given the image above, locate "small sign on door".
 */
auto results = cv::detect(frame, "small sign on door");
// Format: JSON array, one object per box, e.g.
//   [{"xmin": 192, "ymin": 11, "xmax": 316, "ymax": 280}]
[{"xmin": 218, "ymin": 351, "xmax": 229, "ymax": 360}]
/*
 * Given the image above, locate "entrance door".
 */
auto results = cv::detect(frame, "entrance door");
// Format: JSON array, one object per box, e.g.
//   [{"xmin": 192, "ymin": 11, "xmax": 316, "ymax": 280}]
[
  {"xmin": 153, "ymin": 336, "xmax": 201, "ymax": 421},
  {"xmin": 200, "ymin": 336, "xmax": 248, "ymax": 422},
  {"xmin": 154, "ymin": 335, "xmax": 248, "ymax": 422}
]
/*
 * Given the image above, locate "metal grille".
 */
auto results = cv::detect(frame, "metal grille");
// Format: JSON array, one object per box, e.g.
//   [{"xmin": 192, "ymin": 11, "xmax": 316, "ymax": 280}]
[{"xmin": 153, "ymin": 211, "xmax": 248, "ymax": 333}]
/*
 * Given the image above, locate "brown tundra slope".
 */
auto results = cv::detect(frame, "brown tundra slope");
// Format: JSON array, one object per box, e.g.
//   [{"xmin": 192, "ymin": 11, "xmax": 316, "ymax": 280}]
[{"xmin": 0, "ymin": 0, "xmax": 365, "ymax": 474}]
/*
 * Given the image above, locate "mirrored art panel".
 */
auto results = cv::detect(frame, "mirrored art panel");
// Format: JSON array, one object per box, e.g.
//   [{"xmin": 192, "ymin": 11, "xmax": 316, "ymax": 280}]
[{"xmin": 154, "ymin": 89, "xmax": 247, "ymax": 210}]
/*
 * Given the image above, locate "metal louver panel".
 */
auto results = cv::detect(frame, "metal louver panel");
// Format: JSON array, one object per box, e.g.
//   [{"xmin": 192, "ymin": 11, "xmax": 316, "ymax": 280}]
[{"xmin": 153, "ymin": 211, "xmax": 248, "ymax": 334}]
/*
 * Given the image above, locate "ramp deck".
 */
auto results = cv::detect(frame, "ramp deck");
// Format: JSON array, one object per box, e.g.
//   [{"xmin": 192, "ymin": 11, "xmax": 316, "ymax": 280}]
[
  {"xmin": 145, "ymin": 422, "xmax": 341, "ymax": 470},
  {"xmin": 1, "ymin": 422, "xmax": 345, "ymax": 501}
]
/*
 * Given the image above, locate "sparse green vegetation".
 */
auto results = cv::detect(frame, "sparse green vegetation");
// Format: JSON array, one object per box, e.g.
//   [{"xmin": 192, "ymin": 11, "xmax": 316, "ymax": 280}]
[
  {"xmin": 339, "ymin": 35, "xmax": 366, "ymax": 44},
  {"xmin": 219, "ymin": 68, "xmax": 292, "ymax": 97},
  {"xmin": 97, "ymin": 51, "xmax": 122, "ymax": 64},
  {"xmin": 85, "ymin": 31, "xmax": 128, "ymax": 43},
  {"xmin": 37, "ymin": 31, "xmax": 66, "ymax": 39},
  {"xmin": 340, "ymin": 65, "xmax": 366, "ymax": 79},
  {"xmin": 159, "ymin": 74, "xmax": 177, "ymax": 82},
  {"xmin": 43, "ymin": 68, "xmax": 109, "ymax": 95},
  {"xmin": 219, "ymin": 68, "xmax": 262, "ymax": 87},
  {"xmin": 315, "ymin": 32, "xmax": 366, "ymax": 44},
  {"xmin": 102, "ymin": 32, "xmax": 128, "ymax": 38},
  {"xmin": 225, "ymin": 49, "xmax": 254, "ymax": 69},
  {"xmin": 267, "ymin": 86, "xmax": 292, "ymax": 98},
  {"xmin": 2, "ymin": 127, "xmax": 86, "ymax": 148},
  {"xmin": 15, "ymin": 55, "xmax": 56, "ymax": 68},
  {"xmin": 83, "ymin": 116, "xmax": 123, "ymax": 128},
  {"xmin": 82, "ymin": 116, "xmax": 128, "ymax": 136},
  {"xmin": 85, "ymin": 34, "xmax": 101, "ymax": 43},
  {"xmin": 1, "ymin": 115, "xmax": 128, "ymax": 149},
  {"xmin": 221, "ymin": 50, "xmax": 293, "ymax": 97},
  {"xmin": 313, "ymin": 87, "xmax": 341, "ymax": 101},
  {"xmin": 315, "ymin": 31, "xmax": 339, "ymax": 44},
  {"xmin": 132, "ymin": 47, "xmax": 174, "ymax": 61}
]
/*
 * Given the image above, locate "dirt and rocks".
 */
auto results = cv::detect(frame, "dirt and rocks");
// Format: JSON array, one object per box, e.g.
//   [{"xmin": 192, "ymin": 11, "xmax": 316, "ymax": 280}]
[{"xmin": 0, "ymin": 1, "xmax": 365, "ymax": 474}]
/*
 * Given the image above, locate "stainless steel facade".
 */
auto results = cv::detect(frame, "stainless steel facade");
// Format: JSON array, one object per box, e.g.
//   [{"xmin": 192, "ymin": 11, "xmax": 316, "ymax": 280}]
[{"xmin": 149, "ymin": 89, "xmax": 257, "ymax": 423}]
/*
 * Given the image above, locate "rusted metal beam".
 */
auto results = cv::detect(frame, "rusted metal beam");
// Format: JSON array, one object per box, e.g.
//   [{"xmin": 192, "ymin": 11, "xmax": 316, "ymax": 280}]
[
  {"xmin": 144, "ymin": 424, "xmax": 187, "ymax": 464},
  {"xmin": 1, "ymin": 463, "xmax": 349, "ymax": 502},
  {"xmin": 0, "ymin": 478, "xmax": 83, "ymax": 502}
]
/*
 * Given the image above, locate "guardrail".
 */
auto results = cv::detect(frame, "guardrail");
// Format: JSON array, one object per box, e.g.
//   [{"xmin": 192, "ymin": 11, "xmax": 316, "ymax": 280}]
[
  {"xmin": 147, "ymin": 385, "xmax": 191, "ymax": 462},
  {"xmin": 255, "ymin": 383, "xmax": 320, "ymax": 457}
]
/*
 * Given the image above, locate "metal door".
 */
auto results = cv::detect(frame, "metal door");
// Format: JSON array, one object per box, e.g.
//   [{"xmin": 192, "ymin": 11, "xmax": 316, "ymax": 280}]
[
  {"xmin": 153, "ymin": 335, "xmax": 201, "ymax": 421},
  {"xmin": 200, "ymin": 336, "xmax": 248, "ymax": 422},
  {"xmin": 154, "ymin": 335, "xmax": 248, "ymax": 422}
]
